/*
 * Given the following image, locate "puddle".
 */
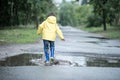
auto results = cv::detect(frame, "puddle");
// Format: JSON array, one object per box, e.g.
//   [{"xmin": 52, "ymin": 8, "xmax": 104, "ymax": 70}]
[
  {"xmin": 0, "ymin": 53, "xmax": 42, "ymax": 66},
  {"xmin": 84, "ymin": 36, "xmax": 108, "ymax": 44},
  {"xmin": 107, "ymin": 46, "xmax": 120, "ymax": 48},
  {"xmin": 0, "ymin": 53, "xmax": 120, "ymax": 67},
  {"xmin": 87, "ymin": 36, "xmax": 109, "ymax": 40},
  {"xmin": 86, "ymin": 57, "xmax": 120, "ymax": 67},
  {"xmin": 85, "ymin": 41, "xmax": 107, "ymax": 44}
]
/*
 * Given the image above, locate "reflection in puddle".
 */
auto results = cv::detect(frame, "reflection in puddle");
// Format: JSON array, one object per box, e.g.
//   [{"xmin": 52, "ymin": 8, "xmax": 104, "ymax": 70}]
[
  {"xmin": 0, "ymin": 53, "xmax": 42, "ymax": 66},
  {"xmin": 0, "ymin": 53, "xmax": 120, "ymax": 67},
  {"xmin": 86, "ymin": 57, "xmax": 120, "ymax": 67},
  {"xmin": 87, "ymin": 36, "xmax": 109, "ymax": 40},
  {"xmin": 107, "ymin": 46, "xmax": 120, "ymax": 48}
]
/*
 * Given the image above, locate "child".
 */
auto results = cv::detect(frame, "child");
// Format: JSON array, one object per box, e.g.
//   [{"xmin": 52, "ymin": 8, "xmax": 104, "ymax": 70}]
[{"xmin": 37, "ymin": 13, "xmax": 65, "ymax": 65}]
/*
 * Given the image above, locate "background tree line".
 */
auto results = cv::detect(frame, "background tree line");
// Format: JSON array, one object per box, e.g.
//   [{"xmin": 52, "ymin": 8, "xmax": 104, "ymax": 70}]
[
  {"xmin": 0, "ymin": 0, "xmax": 57, "ymax": 29},
  {"xmin": 59, "ymin": 0, "xmax": 120, "ymax": 31},
  {"xmin": 0, "ymin": 0, "xmax": 120, "ymax": 31},
  {"xmin": 89, "ymin": 0, "xmax": 120, "ymax": 30}
]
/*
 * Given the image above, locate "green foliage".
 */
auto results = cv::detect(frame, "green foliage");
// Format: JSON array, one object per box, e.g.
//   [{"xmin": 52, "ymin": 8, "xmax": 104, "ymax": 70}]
[
  {"xmin": 59, "ymin": 2, "xmax": 93, "ymax": 27},
  {"xmin": 86, "ymin": 14, "xmax": 103, "ymax": 27},
  {"xmin": 81, "ymin": 25, "xmax": 120, "ymax": 40},
  {"xmin": 0, "ymin": 0, "xmax": 57, "ymax": 29},
  {"xmin": 59, "ymin": 0, "xmax": 120, "ymax": 28},
  {"xmin": 76, "ymin": 5, "xmax": 93, "ymax": 25},
  {"xmin": 59, "ymin": 2, "xmax": 77, "ymax": 26},
  {"xmin": 89, "ymin": 0, "xmax": 120, "ymax": 29}
]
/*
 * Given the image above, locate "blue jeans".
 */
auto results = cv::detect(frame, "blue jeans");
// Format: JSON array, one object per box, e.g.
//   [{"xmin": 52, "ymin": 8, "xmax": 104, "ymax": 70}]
[{"xmin": 43, "ymin": 40, "xmax": 55, "ymax": 62}]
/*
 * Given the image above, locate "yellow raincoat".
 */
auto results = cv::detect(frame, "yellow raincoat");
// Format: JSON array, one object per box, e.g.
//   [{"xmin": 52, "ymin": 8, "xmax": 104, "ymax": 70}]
[{"xmin": 37, "ymin": 16, "xmax": 64, "ymax": 41}]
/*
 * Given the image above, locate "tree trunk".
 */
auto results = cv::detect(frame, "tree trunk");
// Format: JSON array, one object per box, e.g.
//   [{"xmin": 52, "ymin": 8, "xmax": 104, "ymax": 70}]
[
  {"xmin": 103, "ymin": 8, "xmax": 107, "ymax": 31},
  {"xmin": 102, "ymin": 0, "xmax": 107, "ymax": 31}
]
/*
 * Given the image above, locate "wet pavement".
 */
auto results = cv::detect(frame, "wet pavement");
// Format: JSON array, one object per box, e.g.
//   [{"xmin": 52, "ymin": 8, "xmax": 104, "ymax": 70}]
[
  {"xmin": 0, "ymin": 26, "xmax": 120, "ymax": 80},
  {"xmin": 56, "ymin": 26, "xmax": 120, "ymax": 55},
  {"xmin": 0, "ymin": 66, "xmax": 120, "ymax": 80},
  {"xmin": 0, "ymin": 53, "xmax": 120, "ymax": 67}
]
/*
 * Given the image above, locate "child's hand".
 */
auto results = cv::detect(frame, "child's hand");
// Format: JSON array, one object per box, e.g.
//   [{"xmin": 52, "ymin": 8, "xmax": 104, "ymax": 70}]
[{"xmin": 61, "ymin": 39, "xmax": 65, "ymax": 41}]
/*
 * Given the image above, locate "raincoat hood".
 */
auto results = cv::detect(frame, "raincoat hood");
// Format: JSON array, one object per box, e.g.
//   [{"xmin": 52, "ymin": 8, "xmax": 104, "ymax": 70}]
[{"xmin": 46, "ymin": 16, "xmax": 56, "ymax": 24}]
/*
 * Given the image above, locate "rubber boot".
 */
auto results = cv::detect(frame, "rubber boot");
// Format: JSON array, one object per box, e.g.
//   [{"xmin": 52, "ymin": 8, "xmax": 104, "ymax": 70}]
[
  {"xmin": 50, "ymin": 48, "xmax": 54, "ymax": 58},
  {"xmin": 50, "ymin": 48, "xmax": 55, "ymax": 64},
  {"xmin": 45, "ymin": 52, "xmax": 49, "ymax": 62}
]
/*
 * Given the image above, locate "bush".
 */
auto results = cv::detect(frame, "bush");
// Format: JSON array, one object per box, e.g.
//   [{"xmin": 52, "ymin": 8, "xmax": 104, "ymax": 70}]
[
  {"xmin": 59, "ymin": 2, "xmax": 77, "ymax": 26},
  {"xmin": 86, "ymin": 15, "xmax": 103, "ymax": 27},
  {"xmin": 76, "ymin": 5, "xmax": 93, "ymax": 25}
]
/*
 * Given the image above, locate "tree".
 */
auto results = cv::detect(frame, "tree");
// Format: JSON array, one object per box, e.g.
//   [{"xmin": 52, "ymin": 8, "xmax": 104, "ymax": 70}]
[
  {"xmin": 108, "ymin": 0, "xmax": 120, "ymax": 26},
  {"xmin": 59, "ymin": 2, "xmax": 78, "ymax": 26},
  {"xmin": 90, "ymin": 0, "xmax": 120, "ymax": 30},
  {"xmin": 89, "ymin": 0, "xmax": 108, "ymax": 31},
  {"xmin": 0, "ymin": 0, "xmax": 57, "ymax": 29},
  {"xmin": 0, "ymin": 0, "xmax": 11, "ymax": 28}
]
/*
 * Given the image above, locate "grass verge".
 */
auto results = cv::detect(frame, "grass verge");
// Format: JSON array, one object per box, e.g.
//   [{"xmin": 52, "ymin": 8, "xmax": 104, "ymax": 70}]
[
  {"xmin": 80, "ymin": 25, "xmax": 120, "ymax": 40},
  {"xmin": 0, "ymin": 28, "xmax": 40, "ymax": 44}
]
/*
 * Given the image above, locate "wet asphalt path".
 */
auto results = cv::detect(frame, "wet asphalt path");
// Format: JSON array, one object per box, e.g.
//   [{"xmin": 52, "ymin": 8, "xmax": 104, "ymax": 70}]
[
  {"xmin": 0, "ymin": 26, "xmax": 120, "ymax": 59},
  {"xmin": 0, "ymin": 26, "xmax": 120, "ymax": 80},
  {"xmin": 0, "ymin": 66, "xmax": 120, "ymax": 80},
  {"xmin": 56, "ymin": 26, "xmax": 120, "ymax": 56}
]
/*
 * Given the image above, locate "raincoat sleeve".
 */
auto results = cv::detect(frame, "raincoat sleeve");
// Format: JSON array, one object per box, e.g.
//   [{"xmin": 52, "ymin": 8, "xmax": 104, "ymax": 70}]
[
  {"xmin": 37, "ymin": 22, "xmax": 45, "ymax": 35},
  {"xmin": 56, "ymin": 25, "xmax": 64, "ymax": 39}
]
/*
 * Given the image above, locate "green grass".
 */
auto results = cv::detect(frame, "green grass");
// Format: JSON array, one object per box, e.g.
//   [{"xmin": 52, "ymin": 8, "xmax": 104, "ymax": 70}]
[
  {"xmin": 80, "ymin": 25, "xmax": 120, "ymax": 40},
  {"xmin": 0, "ymin": 28, "xmax": 40, "ymax": 44}
]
